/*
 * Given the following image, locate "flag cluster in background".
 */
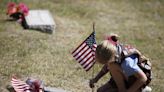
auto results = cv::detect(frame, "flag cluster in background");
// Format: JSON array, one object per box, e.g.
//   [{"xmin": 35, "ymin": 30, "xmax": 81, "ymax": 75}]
[
  {"xmin": 72, "ymin": 31, "xmax": 97, "ymax": 71},
  {"xmin": 11, "ymin": 77, "xmax": 30, "ymax": 92}
]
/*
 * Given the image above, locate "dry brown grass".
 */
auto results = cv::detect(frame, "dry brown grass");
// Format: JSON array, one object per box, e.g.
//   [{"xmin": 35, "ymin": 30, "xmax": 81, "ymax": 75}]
[{"xmin": 0, "ymin": 0, "xmax": 164, "ymax": 92}]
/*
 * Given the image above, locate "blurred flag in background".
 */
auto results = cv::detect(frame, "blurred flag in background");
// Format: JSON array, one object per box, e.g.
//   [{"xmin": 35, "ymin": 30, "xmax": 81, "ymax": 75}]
[{"xmin": 11, "ymin": 77, "xmax": 30, "ymax": 92}]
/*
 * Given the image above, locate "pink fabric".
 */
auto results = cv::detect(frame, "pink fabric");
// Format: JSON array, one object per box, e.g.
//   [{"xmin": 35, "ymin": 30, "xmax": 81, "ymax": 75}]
[
  {"xmin": 7, "ymin": 2, "xmax": 29, "ymax": 16},
  {"xmin": 7, "ymin": 2, "xmax": 17, "ymax": 15},
  {"xmin": 7, "ymin": 2, "xmax": 16, "ymax": 8},
  {"xmin": 18, "ymin": 3, "xmax": 29, "ymax": 16},
  {"xmin": 106, "ymin": 36, "xmax": 117, "ymax": 46}
]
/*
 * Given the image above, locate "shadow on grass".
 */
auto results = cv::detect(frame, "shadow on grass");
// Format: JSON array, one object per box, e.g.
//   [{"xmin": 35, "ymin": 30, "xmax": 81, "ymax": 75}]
[
  {"xmin": 6, "ymin": 85, "xmax": 15, "ymax": 92},
  {"xmin": 0, "ymin": 18, "xmax": 54, "ymax": 34},
  {"xmin": 0, "ymin": 19, "xmax": 17, "ymax": 23}
]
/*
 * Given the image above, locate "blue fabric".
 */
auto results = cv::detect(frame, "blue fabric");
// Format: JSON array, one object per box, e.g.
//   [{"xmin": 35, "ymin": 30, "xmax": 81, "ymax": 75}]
[{"xmin": 121, "ymin": 54, "xmax": 142, "ymax": 77}]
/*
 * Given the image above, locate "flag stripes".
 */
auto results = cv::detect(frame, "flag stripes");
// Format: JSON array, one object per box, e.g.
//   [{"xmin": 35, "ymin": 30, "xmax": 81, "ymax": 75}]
[
  {"xmin": 72, "ymin": 31, "xmax": 97, "ymax": 71},
  {"xmin": 11, "ymin": 77, "xmax": 30, "ymax": 92}
]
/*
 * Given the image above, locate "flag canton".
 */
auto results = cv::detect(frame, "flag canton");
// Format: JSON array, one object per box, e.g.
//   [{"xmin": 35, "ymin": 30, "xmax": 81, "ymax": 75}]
[{"xmin": 85, "ymin": 32, "xmax": 96, "ymax": 48}]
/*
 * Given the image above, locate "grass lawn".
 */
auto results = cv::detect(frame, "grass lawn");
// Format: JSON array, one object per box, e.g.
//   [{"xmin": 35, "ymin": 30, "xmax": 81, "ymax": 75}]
[{"xmin": 0, "ymin": 0, "xmax": 164, "ymax": 92}]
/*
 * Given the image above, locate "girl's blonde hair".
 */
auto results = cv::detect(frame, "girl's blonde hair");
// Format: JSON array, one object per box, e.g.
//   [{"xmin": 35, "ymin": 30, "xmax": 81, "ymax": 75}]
[{"xmin": 96, "ymin": 40, "xmax": 117, "ymax": 64}]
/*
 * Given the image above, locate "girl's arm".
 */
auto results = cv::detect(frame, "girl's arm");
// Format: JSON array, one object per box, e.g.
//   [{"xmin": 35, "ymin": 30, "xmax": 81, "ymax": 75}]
[
  {"xmin": 89, "ymin": 64, "xmax": 109, "ymax": 88},
  {"xmin": 94, "ymin": 64, "xmax": 109, "ymax": 81}
]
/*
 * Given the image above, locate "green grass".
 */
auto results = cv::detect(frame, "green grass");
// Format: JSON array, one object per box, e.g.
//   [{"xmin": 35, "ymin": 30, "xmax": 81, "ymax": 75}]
[{"xmin": 0, "ymin": 0, "xmax": 164, "ymax": 92}]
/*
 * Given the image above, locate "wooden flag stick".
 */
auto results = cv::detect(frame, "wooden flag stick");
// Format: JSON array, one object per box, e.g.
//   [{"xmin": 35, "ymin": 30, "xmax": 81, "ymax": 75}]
[{"xmin": 92, "ymin": 22, "xmax": 95, "ymax": 92}]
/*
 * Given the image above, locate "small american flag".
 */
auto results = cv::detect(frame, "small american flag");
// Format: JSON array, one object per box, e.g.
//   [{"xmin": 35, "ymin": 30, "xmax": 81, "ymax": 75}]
[
  {"xmin": 72, "ymin": 31, "xmax": 97, "ymax": 71},
  {"xmin": 11, "ymin": 77, "xmax": 30, "ymax": 92}
]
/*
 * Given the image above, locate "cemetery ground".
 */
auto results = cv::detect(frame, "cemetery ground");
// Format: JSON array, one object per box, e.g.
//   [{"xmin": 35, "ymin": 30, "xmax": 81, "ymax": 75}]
[{"xmin": 0, "ymin": 0, "xmax": 164, "ymax": 92}]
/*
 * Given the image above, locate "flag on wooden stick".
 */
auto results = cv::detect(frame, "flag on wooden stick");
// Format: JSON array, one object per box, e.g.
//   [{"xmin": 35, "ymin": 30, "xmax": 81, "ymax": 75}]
[{"xmin": 72, "ymin": 31, "xmax": 97, "ymax": 71}]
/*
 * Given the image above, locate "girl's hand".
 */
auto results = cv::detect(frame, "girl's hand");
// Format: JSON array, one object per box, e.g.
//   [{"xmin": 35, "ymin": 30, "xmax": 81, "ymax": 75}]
[{"xmin": 89, "ymin": 78, "xmax": 97, "ymax": 88}]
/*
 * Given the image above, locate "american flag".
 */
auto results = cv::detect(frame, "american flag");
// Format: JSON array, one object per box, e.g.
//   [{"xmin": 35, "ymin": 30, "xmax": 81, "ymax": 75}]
[
  {"xmin": 72, "ymin": 31, "xmax": 97, "ymax": 71},
  {"xmin": 11, "ymin": 77, "xmax": 30, "ymax": 92}
]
